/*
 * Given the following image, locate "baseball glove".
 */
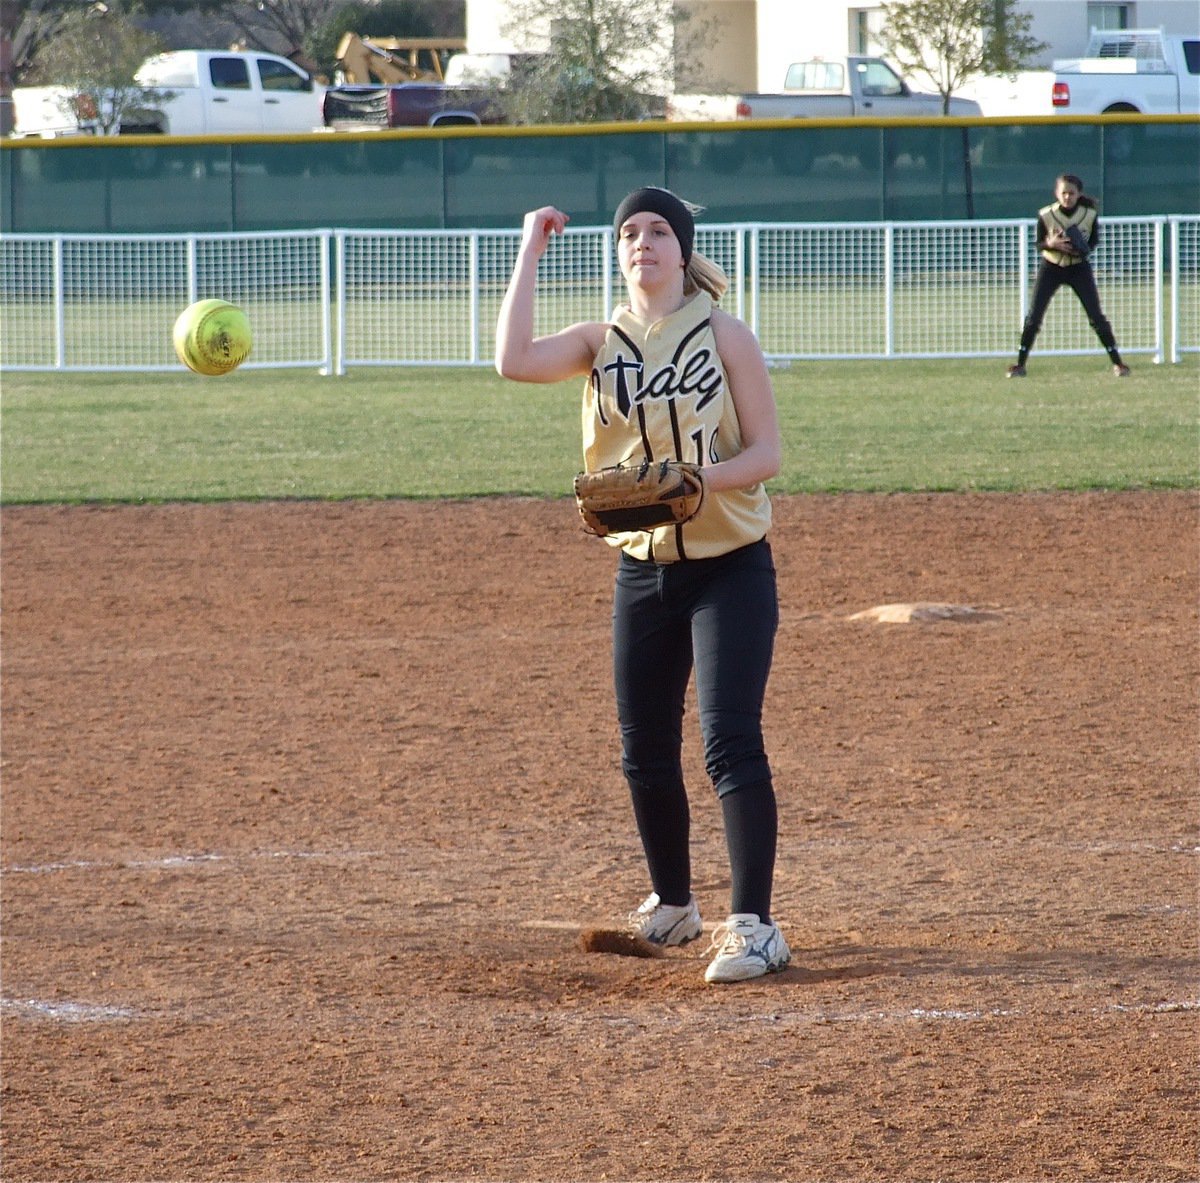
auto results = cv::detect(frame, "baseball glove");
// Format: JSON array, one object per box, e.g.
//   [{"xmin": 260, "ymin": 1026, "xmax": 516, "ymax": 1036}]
[
  {"xmin": 573, "ymin": 459, "xmax": 704, "ymax": 537},
  {"xmin": 1063, "ymin": 225, "xmax": 1091, "ymax": 258}
]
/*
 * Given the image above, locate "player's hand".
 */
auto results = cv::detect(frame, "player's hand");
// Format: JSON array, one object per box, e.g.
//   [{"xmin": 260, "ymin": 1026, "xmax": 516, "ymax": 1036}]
[{"xmin": 521, "ymin": 207, "xmax": 569, "ymax": 258}]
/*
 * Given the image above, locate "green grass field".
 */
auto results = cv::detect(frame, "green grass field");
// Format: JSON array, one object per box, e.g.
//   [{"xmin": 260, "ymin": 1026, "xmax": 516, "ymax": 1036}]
[{"xmin": 1, "ymin": 357, "xmax": 1196, "ymax": 504}]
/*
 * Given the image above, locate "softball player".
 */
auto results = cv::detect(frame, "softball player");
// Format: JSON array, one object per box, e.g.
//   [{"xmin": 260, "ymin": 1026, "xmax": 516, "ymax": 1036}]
[
  {"xmin": 1008, "ymin": 173, "xmax": 1130, "ymax": 378},
  {"xmin": 496, "ymin": 187, "xmax": 788, "ymax": 983}
]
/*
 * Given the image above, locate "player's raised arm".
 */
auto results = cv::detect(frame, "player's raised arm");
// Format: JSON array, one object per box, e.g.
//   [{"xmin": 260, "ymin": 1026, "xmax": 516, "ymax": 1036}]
[{"xmin": 495, "ymin": 207, "xmax": 603, "ymax": 384}]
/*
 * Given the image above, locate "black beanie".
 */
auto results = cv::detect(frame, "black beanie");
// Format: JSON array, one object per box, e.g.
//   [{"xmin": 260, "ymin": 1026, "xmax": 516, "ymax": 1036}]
[{"xmin": 613, "ymin": 187, "xmax": 694, "ymax": 264}]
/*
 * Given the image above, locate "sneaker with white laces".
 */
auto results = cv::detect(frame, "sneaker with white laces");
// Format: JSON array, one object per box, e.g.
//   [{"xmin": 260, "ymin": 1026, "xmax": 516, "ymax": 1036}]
[
  {"xmin": 704, "ymin": 914, "xmax": 790, "ymax": 983},
  {"xmin": 629, "ymin": 892, "xmax": 703, "ymax": 946}
]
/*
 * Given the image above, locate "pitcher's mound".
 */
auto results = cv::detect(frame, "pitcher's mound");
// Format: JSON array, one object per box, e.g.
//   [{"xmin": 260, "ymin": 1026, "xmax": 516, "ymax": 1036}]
[{"xmin": 847, "ymin": 602, "xmax": 1002, "ymax": 624}]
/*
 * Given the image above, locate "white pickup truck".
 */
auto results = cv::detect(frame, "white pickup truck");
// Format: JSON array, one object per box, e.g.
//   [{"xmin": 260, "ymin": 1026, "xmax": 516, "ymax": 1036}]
[
  {"xmin": 668, "ymin": 56, "xmax": 980, "ymax": 174},
  {"xmin": 668, "ymin": 56, "xmax": 981, "ymax": 122},
  {"xmin": 11, "ymin": 49, "xmax": 325, "ymax": 138},
  {"xmin": 1051, "ymin": 28, "xmax": 1200, "ymax": 114}
]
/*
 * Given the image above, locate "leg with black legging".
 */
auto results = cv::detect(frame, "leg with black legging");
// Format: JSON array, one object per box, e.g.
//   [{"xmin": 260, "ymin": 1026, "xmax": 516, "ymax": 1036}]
[
  {"xmin": 720, "ymin": 780, "xmax": 778, "ymax": 921},
  {"xmin": 1017, "ymin": 261, "xmax": 1069, "ymax": 367},
  {"xmin": 1063, "ymin": 264, "xmax": 1125, "ymax": 366},
  {"xmin": 690, "ymin": 542, "xmax": 780, "ymax": 922},
  {"xmin": 613, "ymin": 554, "xmax": 695, "ymax": 907}
]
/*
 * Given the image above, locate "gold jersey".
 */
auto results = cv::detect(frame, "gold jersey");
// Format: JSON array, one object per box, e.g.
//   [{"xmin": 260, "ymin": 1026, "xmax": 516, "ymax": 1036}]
[
  {"xmin": 1040, "ymin": 201, "xmax": 1097, "ymax": 267},
  {"xmin": 582, "ymin": 291, "xmax": 772, "ymax": 562}
]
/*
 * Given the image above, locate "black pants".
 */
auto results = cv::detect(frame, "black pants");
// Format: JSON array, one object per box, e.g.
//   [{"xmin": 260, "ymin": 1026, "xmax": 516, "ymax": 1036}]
[
  {"xmin": 612, "ymin": 539, "xmax": 778, "ymax": 920},
  {"xmin": 1018, "ymin": 260, "xmax": 1121, "ymax": 363}
]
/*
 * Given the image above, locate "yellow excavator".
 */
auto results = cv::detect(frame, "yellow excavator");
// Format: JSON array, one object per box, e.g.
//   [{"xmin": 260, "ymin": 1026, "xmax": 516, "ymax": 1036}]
[{"xmin": 333, "ymin": 32, "xmax": 467, "ymax": 85}]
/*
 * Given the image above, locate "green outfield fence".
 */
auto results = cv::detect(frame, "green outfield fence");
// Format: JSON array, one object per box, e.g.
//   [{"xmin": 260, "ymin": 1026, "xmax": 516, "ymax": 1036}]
[
  {"xmin": 2, "ymin": 114, "xmax": 1198, "ymax": 235},
  {"xmin": 1, "ymin": 216, "xmax": 1195, "ymax": 374}
]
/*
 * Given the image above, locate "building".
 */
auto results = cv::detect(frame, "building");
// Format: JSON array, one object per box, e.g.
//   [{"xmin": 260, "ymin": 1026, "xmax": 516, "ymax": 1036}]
[{"xmin": 464, "ymin": 0, "xmax": 1199, "ymax": 95}]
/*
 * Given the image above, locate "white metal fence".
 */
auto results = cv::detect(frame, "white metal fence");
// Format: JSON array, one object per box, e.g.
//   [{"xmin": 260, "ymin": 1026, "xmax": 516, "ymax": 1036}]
[
  {"xmin": 2, "ymin": 217, "xmax": 1196, "ymax": 374},
  {"xmin": 0, "ymin": 229, "xmax": 332, "ymax": 373}
]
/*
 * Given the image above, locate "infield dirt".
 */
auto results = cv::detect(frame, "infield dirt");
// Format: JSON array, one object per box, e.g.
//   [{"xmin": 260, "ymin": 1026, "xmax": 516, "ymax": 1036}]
[{"xmin": 2, "ymin": 492, "xmax": 1196, "ymax": 1181}]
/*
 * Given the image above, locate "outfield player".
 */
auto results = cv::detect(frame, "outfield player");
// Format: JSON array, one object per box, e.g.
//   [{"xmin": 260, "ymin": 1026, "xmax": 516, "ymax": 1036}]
[
  {"xmin": 495, "ymin": 188, "xmax": 789, "ymax": 984},
  {"xmin": 1007, "ymin": 173, "xmax": 1131, "ymax": 378}
]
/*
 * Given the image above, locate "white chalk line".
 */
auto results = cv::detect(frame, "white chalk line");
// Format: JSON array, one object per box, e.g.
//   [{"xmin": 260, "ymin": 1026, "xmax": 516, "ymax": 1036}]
[
  {"xmin": 1, "ymin": 849, "xmax": 388, "ymax": 875},
  {"xmin": 3, "ymin": 995, "xmax": 1196, "ymax": 1028},
  {"xmin": 1, "ymin": 998, "xmax": 140, "ymax": 1023},
  {"xmin": 552, "ymin": 998, "xmax": 1200, "ymax": 1038},
  {"xmin": 799, "ymin": 999, "xmax": 1200, "ymax": 1024},
  {"xmin": 3, "ymin": 837, "xmax": 1196, "ymax": 877}
]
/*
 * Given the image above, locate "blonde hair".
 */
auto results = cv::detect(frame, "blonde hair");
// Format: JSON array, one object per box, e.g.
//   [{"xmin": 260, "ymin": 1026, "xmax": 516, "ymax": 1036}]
[
  {"xmin": 684, "ymin": 250, "xmax": 728, "ymax": 301},
  {"xmin": 676, "ymin": 199, "xmax": 728, "ymax": 300}
]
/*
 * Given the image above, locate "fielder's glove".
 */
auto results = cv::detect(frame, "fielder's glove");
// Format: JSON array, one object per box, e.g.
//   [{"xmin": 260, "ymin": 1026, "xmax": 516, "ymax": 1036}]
[
  {"xmin": 573, "ymin": 459, "xmax": 705, "ymax": 537},
  {"xmin": 1063, "ymin": 225, "xmax": 1091, "ymax": 258}
]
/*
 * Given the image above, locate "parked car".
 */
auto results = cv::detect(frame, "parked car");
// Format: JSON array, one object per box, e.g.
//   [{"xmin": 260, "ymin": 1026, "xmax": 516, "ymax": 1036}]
[
  {"xmin": 667, "ymin": 56, "xmax": 980, "ymax": 174},
  {"xmin": 667, "ymin": 56, "xmax": 981, "ymax": 122},
  {"xmin": 11, "ymin": 49, "xmax": 325, "ymax": 138},
  {"xmin": 1051, "ymin": 27, "xmax": 1200, "ymax": 114}
]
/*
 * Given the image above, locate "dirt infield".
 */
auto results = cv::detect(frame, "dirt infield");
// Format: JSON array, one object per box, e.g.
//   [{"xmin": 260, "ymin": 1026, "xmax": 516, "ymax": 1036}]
[{"xmin": 2, "ymin": 492, "xmax": 1196, "ymax": 1182}]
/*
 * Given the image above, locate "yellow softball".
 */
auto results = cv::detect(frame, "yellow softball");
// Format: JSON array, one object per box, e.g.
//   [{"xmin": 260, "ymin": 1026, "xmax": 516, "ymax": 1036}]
[{"xmin": 173, "ymin": 299, "xmax": 252, "ymax": 377}]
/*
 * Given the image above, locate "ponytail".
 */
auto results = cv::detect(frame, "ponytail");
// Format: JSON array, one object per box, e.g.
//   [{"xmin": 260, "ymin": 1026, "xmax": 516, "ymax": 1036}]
[{"xmin": 684, "ymin": 250, "xmax": 729, "ymax": 301}]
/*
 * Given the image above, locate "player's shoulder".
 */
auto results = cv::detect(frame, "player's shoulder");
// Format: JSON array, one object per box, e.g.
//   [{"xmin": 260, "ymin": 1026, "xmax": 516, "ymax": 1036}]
[
  {"xmin": 710, "ymin": 305, "xmax": 768, "ymax": 374},
  {"xmin": 571, "ymin": 320, "xmax": 611, "ymax": 353},
  {"xmin": 710, "ymin": 305, "xmax": 756, "ymax": 347}
]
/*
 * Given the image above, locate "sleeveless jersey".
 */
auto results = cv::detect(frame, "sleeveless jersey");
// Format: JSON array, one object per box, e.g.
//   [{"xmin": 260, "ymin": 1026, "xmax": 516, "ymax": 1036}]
[
  {"xmin": 582, "ymin": 291, "xmax": 772, "ymax": 563},
  {"xmin": 1040, "ymin": 201, "xmax": 1097, "ymax": 267}
]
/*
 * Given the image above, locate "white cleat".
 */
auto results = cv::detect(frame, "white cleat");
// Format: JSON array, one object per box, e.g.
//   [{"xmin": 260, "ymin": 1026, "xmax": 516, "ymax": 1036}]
[
  {"xmin": 629, "ymin": 892, "xmax": 703, "ymax": 946},
  {"xmin": 704, "ymin": 914, "xmax": 790, "ymax": 983}
]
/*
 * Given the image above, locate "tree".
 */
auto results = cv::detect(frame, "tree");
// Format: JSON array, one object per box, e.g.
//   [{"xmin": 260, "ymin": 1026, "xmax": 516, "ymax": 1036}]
[
  {"xmin": 3, "ymin": 0, "xmax": 223, "ymax": 84},
  {"xmin": 4, "ymin": 0, "xmax": 78, "ymax": 83},
  {"xmin": 879, "ymin": 0, "xmax": 1046, "ymax": 114},
  {"xmin": 488, "ymin": 0, "xmax": 689, "ymax": 125},
  {"xmin": 3, "ymin": 0, "xmax": 464, "ymax": 92},
  {"xmin": 26, "ymin": 2, "xmax": 170, "ymax": 135},
  {"xmin": 221, "ymin": 0, "xmax": 350, "ymax": 57}
]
